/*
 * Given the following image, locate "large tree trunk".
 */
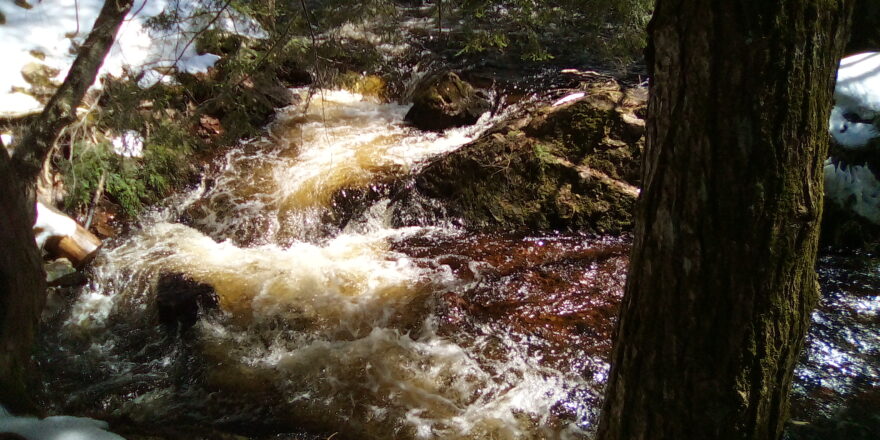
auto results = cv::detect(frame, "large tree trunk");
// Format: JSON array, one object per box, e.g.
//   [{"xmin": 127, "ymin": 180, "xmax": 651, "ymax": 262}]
[
  {"xmin": 0, "ymin": 0, "xmax": 133, "ymax": 413},
  {"xmin": 0, "ymin": 149, "xmax": 46, "ymax": 414},
  {"xmin": 597, "ymin": 2, "xmax": 853, "ymax": 439}
]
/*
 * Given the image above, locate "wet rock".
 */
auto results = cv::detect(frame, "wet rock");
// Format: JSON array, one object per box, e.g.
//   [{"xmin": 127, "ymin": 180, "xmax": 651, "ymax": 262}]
[
  {"xmin": 176, "ymin": 69, "xmax": 295, "ymax": 142},
  {"xmin": 275, "ymin": 63, "xmax": 312, "ymax": 88},
  {"xmin": 394, "ymin": 80, "xmax": 645, "ymax": 235},
  {"xmin": 20, "ymin": 62, "xmax": 60, "ymax": 87},
  {"xmin": 155, "ymin": 273, "xmax": 218, "ymax": 331},
  {"xmin": 404, "ymin": 72, "xmax": 490, "ymax": 131},
  {"xmin": 18, "ymin": 62, "xmax": 61, "ymax": 102},
  {"xmin": 44, "ymin": 258, "xmax": 86, "ymax": 287}
]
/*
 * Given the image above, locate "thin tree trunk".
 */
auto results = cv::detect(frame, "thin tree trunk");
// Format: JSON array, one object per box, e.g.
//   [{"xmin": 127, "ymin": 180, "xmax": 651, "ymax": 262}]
[
  {"xmin": 598, "ymin": 1, "xmax": 853, "ymax": 439},
  {"xmin": 0, "ymin": 0, "xmax": 133, "ymax": 413},
  {"xmin": 13, "ymin": 0, "xmax": 133, "ymax": 185}
]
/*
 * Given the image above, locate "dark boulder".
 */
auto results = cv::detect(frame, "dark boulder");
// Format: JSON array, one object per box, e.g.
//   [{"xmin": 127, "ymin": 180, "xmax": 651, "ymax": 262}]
[
  {"xmin": 155, "ymin": 273, "xmax": 218, "ymax": 331},
  {"xmin": 393, "ymin": 80, "xmax": 646, "ymax": 235},
  {"xmin": 405, "ymin": 72, "xmax": 490, "ymax": 131}
]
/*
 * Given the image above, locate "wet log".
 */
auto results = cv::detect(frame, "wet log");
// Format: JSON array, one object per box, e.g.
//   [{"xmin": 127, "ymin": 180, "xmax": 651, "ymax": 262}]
[
  {"xmin": 43, "ymin": 223, "xmax": 101, "ymax": 269},
  {"xmin": 35, "ymin": 202, "xmax": 102, "ymax": 268}
]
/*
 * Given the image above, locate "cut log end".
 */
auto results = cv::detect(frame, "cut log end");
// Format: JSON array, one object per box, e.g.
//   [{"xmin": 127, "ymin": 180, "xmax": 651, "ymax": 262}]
[{"xmin": 43, "ymin": 222, "xmax": 102, "ymax": 269}]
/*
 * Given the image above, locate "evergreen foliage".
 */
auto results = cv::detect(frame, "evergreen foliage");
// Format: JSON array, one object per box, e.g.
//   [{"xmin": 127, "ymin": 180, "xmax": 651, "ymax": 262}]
[{"xmin": 450, "ymin": 0, "xmax": 652, "ymax": 63}]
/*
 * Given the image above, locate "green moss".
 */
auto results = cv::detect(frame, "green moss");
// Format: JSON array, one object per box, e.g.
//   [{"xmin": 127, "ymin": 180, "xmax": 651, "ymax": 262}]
[
  {"xmin": 62, "ymin": 129, "xmax": 192, "ymax": 217},
  {"xmin": 336, "ymin": 73, "xmax": 387, "ymax": 98},
  {"xmin": 400, "ymin": 85, "xmax": 644, "ymax": 234}
]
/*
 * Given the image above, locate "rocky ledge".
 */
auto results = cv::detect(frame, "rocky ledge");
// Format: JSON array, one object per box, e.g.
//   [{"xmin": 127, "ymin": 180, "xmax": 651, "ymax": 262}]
[{"xmin": 392, "ymin": 79, "xmax": 646, "ymax": 235}]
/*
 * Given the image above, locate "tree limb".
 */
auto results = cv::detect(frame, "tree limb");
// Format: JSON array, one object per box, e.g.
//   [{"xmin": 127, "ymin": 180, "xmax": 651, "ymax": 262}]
[{"xmin": 13, "ymin": 0, "xmax": 134, "ymax": 186}]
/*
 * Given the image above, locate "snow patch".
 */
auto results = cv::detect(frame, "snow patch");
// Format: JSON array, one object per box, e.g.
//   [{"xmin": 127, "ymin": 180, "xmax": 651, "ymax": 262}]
[
  {"xmin": 1, "ymin": 133, "xmax": 13, "ymax": 148},
  {"xmin": 33, "ymin": 202, "xmax": 79, "ymax": 249},
  {"xmin": 111, "ymin": 130, "xmax": 145, "ymax": 157},
  {"xmin": 835, "ymin": 52, "xmax": 880, "ymax": 118},
  {"xmin": 552, "ymin": 92, "xmax": 585, "ymax": 107},
  {"xmin": 0, "ymin": 0, "xmax": 267, "ymax": 116},
  {"xmin": 830, "ymin": 52, "xmax": 880, "ymax": 149},
  {"xmin": 829, "ymin": 105, "xmax": 880, "ymax": 149},
  {"xmin": 0, "ymin": 404, "xmax": 125, "ymax": 440}
]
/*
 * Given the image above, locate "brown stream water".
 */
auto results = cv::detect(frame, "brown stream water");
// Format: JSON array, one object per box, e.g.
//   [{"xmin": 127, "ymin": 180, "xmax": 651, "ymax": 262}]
[{"xmin": 36, "ymin": 89, "xmax": 879, "ymax": 439}]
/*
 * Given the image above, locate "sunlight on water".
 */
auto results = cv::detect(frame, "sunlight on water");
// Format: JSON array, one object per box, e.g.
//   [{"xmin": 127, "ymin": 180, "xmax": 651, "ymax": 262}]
[
  {"xmin": 46, "ymin": 86, "xmax": 604, "ymax": 439},
  {"xmin": 181, "ymin": 88, "xmax": 493, "ymax": 245}
]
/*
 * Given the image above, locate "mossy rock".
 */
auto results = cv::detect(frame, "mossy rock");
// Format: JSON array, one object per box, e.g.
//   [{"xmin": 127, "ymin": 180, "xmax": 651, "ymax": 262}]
[
  {"xmin": 404, "ymin": 71, "xmax": 490, "ymax": 131},
  {"xmin": 393, "ymin": 80, "xmax": 646, "ymax": 235},
  {"xmin": 336, "ymin": 73, "xmax": 387, "ymax": 98}
]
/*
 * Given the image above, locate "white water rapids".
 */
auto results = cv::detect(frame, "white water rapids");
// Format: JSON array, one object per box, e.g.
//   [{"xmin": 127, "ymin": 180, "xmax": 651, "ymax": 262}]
[{"xmin": 44, "ymin": 88, "xmax": 600, "ymax": 439}]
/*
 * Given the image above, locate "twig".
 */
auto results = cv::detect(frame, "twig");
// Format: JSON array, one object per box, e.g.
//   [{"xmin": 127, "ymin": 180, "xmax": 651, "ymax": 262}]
[
  {"xmin": 147, "ymin": 0, "xmax": 234, "ymax": 86},
  {"xmin": 84, "ymin": 170, "xmax": 106, "ymax": 229},
  {"xmin": 299, "ymin": 0, "xmax": 329, "ymax": 137}
]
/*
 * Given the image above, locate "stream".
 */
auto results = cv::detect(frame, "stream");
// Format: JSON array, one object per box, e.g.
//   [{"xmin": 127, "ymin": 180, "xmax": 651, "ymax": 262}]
[{"xmin": 36, "ymin": 88, "xmax": 880, "ymax": 439}]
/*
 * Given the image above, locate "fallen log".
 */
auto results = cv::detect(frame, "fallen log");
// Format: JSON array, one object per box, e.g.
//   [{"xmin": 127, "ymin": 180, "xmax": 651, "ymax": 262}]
[{"xmin": 33, "ymin": 202, "xmax": 101, "ymax": 268}]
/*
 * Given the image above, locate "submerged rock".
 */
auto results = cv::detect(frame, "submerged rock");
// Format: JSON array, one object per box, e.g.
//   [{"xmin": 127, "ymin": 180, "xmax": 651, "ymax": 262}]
[
  {"xmin": 404, "ymin": 72, "xmax": 490, "ymax": 131},
  {"xmin": 155, "ymin": 272, "xmax": 218, "ymax": 331},
  {"xmin": 394, "ymin": 80, "xmax": 645, "ymax": 234}
]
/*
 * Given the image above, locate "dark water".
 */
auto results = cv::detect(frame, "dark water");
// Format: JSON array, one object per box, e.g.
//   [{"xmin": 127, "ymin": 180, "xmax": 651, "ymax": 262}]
[{"xmin": 788, "ymin": 251, "xmax": 880, "ymax": 439}]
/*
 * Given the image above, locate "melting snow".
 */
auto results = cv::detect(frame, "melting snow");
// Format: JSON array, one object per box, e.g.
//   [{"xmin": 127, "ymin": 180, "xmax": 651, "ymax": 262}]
[
  {"xmin": 33, "ymin": 202, "xmax": 79, "ymax": 249},
  {"xmin": 826, "ymin": 52, "xmax": 880, "ymax": 224},
  {"xmin": 552, "ymin": 92, "xmax": 585, "ymax": 107},
  {"xmin": 0, "ymin": 0, "xmax": 266, "ymax": 116},
  {"xmin": 831, "ymin": 52, "xmax": 880, "ymax": 148},
  {"xmin": 824, "ymin": 159, "xmax": 880, "ymax": 223},
  {"xmin": 111, "ymin": 130, "xmax": 145, "ymax": 157},
  {"xmin": 0, "ymin": 405, "xmax": 125, "ymax": 440},
  {"xmin": 828, "ymin": 105, "xmax": 879, "ymax": 148},
  {"xmin": 836, "ymin": 52, "xmax": 880, "ymax": 118}
]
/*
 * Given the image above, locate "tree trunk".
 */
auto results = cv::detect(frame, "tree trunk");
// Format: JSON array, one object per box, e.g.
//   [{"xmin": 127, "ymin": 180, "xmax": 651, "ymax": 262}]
[
  {"xmin": 13, "ymin": 0, "xmax": 133, "ymax": 184},
  {"xmin": 597, "ymin": 2, "xmax": 853, "ymax": 439},
  {"xmin": 0, "ymin": 0, "xmax": 133, "ymax": 413},
  {"xmin": 0, "ymin": 150, "xmax": 46, "ymax": 414}
]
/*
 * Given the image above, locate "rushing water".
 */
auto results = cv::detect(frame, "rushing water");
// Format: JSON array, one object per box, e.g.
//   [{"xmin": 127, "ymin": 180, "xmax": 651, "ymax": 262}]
[
  {"xmin": 38, "ymin": 88, "xmax": 627, "ymax": 439},
  {"xmin": 37, "ymin": 88, "xmax": 879, "ymax": 439}
]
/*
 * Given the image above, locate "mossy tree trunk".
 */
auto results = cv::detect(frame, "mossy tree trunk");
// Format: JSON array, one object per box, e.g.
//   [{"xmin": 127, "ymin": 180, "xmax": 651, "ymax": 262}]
[
  {"xmin": 597, "ymin": 1, "xmax": 853, "ymax": 439},
  {"xmin": 0, "ymin": 0, "xmax": 133, "ymax": 414},
  {"xmin": 0, "ymin": 149, "xmax": 46, "ymax": 414}
]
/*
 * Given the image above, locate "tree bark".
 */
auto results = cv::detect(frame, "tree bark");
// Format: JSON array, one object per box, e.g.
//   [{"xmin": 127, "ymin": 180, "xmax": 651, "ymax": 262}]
[
  {"xmin": 13, "ymin": 0, "xmax": 133, "ymax": 185},
  {"xmin": 0, "ymin": 0, "xmax": 133, "ymax": 413},
  {"xmin": 0, "ymin": 150, "xmax": 46, "ymax": 414},
  {"xmin": 598, "ymin": 1, "xmax": 853, "ymax": 439}
]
